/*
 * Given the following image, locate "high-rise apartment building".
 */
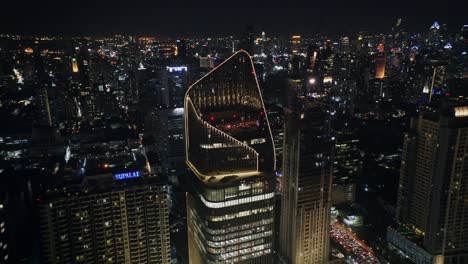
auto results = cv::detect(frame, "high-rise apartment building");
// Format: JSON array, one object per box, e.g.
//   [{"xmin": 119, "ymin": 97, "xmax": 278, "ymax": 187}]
[
  {"xmin": 150, "ymin": 107, "xmax": 185, "ymax": 175},
  {"xmin": 391, "ymin": 105, "xmax": 468, "ymax": 264},
  {"xmin": 38, "ymin": 173, "xmax": 171, "ymax": 264},
  {"xmin": 279, "ymin": 81, "xmax": 334, "ymax": 264},
  {"xmin": 185, "ymin": 50, "xmax": 277, "ymax": 263},
  {"xmin": 166, "ymin": 66, "xmax": 188, "ymax": 108}
]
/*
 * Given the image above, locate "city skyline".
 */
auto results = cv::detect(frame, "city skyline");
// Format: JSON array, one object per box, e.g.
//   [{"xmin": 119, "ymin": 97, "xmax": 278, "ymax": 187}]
[{"xmin": 0, "ymin": 9, "xmax": 467, "ymax": 264}]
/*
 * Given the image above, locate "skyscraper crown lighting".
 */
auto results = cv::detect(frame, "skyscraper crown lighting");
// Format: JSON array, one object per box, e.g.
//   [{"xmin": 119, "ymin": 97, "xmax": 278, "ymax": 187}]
[{"xmin": 184, "ymin": 50, "xmax": 276, "ymax": 184}]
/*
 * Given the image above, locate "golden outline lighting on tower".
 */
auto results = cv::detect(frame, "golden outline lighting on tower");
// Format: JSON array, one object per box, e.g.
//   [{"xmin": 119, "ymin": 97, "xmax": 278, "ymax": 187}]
[{"xmin": 184, "ymin": 50, "xmax": 277, "ymax": 263}]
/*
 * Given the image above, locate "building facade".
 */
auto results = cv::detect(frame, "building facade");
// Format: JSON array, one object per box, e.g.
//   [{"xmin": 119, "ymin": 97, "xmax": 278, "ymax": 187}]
[
  {"xmin": 279, "ymin": 83, "xmax": 334, "ymax": 264},
  {"xmin": 150, "ymin": 107, "xmax": 185, "ymax": 175},
  {"xmin": 185, "ymin": 50, "xmax": 277, "ymax": 263},
  {"xmin": 393, "ymin": 105, "xmax": 468, "ymax": 264},
  {"xmin": 38, "ymin": 176, "xmax": 171, "ymax": 264}
]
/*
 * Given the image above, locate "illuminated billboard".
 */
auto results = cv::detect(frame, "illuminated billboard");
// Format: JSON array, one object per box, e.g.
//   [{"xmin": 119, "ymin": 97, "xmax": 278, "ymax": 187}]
[
  {"xmin": 167, "ymin": 66, "xmax": 187, "ymax": 73},
  {"xmin": 114, "ymin": 171, "xmax": 140, "ymax": 180}
]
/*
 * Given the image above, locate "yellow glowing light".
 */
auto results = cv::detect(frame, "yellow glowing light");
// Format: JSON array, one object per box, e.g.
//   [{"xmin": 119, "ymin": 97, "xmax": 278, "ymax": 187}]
[
  {"xmin": 186, "ymin": 160, "xmax": 259, "ymax": 181},
  {"xmin": 24, "ymin": 47, "xmax": 34, "ymax": 54},
  {"xmin": 375, "ymin": 56, "xmax": 386, "ymax": 79},
  {"xmin": 71, "ymin": 58, "xmax": 79, "ymax": 73},
  {"xmin": 291, "ymin": 35, "xmax": 301, "ymax": 44},
  {"xmin": 454, "ymin": 106, "xmax": 468, "ymax": 117},
  {"xmin": 323, "ymin": 76, "xmax": 333, "ymax": 84}
]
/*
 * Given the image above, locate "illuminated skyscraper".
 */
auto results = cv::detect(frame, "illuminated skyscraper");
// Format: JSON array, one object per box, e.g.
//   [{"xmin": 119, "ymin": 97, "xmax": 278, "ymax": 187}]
[
  {"xmin": 306, "ymin": 45, "xmax": 319, "ymax": 72},
  {"xmin": 372, "ymin": 44, "xmax": 387, "ymax": 98},
  {"xmin": 374, "ymin": 44, "xmax": 386, "ymax": 79},
  {"xmin": 290, "ymin": 35, "xmax": 301, "ymax": 55},
  {"xmin": 166, "ymin": 66, "xmax": 188, "ymax": 108},
  {"xmin": 185, "ymin": 50, "xmax": 276, "ymax": 263},
  {"xmin": 390, "ymin": 105, "xmax": 468, "ymax": 264},
  {"xmin": 71, "ymin": 58, "xmax": 79, "ymax": 73},
  {"xmin": 279, "ymin": 83, "xmax": 333, "ymax": 264}
]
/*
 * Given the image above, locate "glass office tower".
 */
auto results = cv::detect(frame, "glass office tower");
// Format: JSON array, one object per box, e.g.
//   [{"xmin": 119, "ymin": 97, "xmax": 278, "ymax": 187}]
[{"xmin": 185, "ymin": 50, "xmax": 276, "ymax": 263}]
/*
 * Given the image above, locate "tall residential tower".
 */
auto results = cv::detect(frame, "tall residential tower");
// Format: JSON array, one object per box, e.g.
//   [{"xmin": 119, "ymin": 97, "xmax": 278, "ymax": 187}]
[
  {"xmin": 389, "ymin": 105, "xmax": 468, "ymax": 264},
  {"xmin": 279, "ymin": 80, "xmax": 334, "ymax": 264}
]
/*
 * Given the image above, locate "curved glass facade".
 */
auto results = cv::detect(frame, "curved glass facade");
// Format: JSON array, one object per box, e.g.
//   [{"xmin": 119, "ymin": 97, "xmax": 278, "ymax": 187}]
[{"xmin": 185, "ymin": 50, "xmax": 276, "ymax": 263}]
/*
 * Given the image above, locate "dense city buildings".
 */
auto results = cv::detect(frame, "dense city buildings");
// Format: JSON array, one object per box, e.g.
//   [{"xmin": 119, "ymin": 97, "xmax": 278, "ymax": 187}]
[{"xmin": 185, "ymin": 50, "xmax": 277, "ymax": 263}]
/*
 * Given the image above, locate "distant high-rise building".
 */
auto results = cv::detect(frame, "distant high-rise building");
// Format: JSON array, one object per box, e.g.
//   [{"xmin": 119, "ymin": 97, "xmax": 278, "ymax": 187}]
[
  {"xmin": 374, "ymin": 44, "xmax": 386, "ymax": 79},
  {"xmin": 152, "ymin": 66, "xmax": 188, "ymax": 108},
  {"xmin": 95, "ymin": 77, "xmax": 121, "ymax": 118},
  {"xmin": 267, "ymin": 106, "xmax": 285, "ymax": 175},
  {"xmin": 165, "ymin": 66, "xmax": 188, "ymax": 108},
  {"xmin": 76, "ymin": 44, "xmax": 91, "ymax": 89},
  {"xmin": 176, "ymin": 39, "xmax": 188, "ymax": 62},
  {"xmin": 150, "ymin": 107, "xmax": 185, "ymax": 175},
  {"xmin": 71, "ymin": 58, "xmax": 79, "ymax": 73},
  {"xmin": 185, "ymin": 50, "xmax": 276, "ymax": 263},
  {"xmin": 290, "ymin": 35, "xmax": 301, "ymax": 55},
  {"xmin": 391, "ymin": 105, "xmax": 468, "ymax": 264},
  {"xmin": 427, "ymin": 21, "xmax": 446, "ymax": 48},
  {"xmin": 371, "ymin": 44, "xmax": 387, "ymax": 98},
  {"xmin": 38, "ymin": 174, "xmax": 171, "ymax": 264},
  {"xmin": 199, "ymin": 56, "xmax": 215, "ymax": 69},
  {"xmin": 425, "ymin": 62, "xmax": 447, "ymax": 103},
  {"xmin": 279, "ymin": 82, "xmax": 334, "ymax": 264},
  {"xmin": 339, "ymin": 37, "xmax": 350, "ymax": 54},
  {"xmin": 320, "ymin": 40, "xmax": 334, "ymax": 88},
  {"xmin": 462, "ymin": 24, "xmax": 468, "ymax": 42},
  {"xmin": 332, "ymin": 123, "xmax": 360, "ymax": 205},
  {"xmin": 306, "ymin": 45, "xmax": 320, "ymax": 72}
]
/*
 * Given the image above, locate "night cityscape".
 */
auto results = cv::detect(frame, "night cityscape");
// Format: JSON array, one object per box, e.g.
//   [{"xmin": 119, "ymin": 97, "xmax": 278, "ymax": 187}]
[{"xmin": 0, "ymin": 2, "xmax": 467, "ymax": 264}]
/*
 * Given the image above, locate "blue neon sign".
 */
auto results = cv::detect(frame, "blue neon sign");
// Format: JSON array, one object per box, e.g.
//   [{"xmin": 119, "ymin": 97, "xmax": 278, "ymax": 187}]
[
  {"xmin": 167, "ymin": 66, "xmax": 187, "ymax": 73},
  {"xmin": 114, "ymin": 171, "xmax": 140, "ymax": 180}
]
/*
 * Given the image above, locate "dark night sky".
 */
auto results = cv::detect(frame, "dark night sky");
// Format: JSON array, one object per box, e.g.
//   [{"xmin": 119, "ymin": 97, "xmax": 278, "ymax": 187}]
[{"xmin": 1, "ymin": 0, "xmax": 466, "ymax": 36}]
